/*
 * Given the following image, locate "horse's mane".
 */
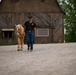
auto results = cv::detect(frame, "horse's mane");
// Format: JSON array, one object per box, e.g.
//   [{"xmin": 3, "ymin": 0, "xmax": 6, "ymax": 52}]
[{"xmin": 19, "ymin": 24, "xmax": 24, "ymax": 36}]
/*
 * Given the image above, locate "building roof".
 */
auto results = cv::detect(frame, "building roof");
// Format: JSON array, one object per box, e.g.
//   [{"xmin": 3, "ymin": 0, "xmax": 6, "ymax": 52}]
[{"xmin": 0, "ymin": 0, "xmax": 65, "ymax": 14}]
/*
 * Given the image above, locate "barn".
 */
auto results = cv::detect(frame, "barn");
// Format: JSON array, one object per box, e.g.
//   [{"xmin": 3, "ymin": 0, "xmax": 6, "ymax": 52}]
[{"xmin": 0, "ymin": 0, "xmax": 65, "ymax": 44}]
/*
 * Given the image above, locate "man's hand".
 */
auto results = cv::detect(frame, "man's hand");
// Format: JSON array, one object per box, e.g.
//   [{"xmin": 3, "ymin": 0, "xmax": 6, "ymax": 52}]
[{"xmin": 34, "ymin": 34, "xmax": 36, "ymax": 38}]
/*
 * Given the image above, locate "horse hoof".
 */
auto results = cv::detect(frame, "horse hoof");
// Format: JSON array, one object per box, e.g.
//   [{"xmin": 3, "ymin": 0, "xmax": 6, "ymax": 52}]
[
  {"xmin": 17, "ymin": 50, "xmax": 19, "ymax": 51},
  {"xmin": 17, "ymin": 49, "xmax": 20, "ymax": 51},
  {"xmin": 17, "ymin": 48, "xmax": 23, "ymax": 51}
]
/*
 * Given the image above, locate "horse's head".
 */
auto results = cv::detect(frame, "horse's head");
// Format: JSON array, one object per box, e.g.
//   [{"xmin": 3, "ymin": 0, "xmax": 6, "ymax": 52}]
[
  {"xmin": 15, "ymin": 24, "xmax": 22, "ymax": 37},
  {"xmin": 15, "ymin": 24, "xmax": 21, "ymax": 32}
]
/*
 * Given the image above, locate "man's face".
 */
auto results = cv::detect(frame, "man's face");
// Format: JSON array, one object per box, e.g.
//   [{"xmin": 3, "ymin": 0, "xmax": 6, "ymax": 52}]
[{"xmin": 29, "ymin": 18, "xmax": 33, "ymax": 22}]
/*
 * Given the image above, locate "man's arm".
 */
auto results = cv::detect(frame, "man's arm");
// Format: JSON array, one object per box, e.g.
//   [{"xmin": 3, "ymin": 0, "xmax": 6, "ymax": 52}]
[{"xmin": 34, "ymin": 27, "xmax": 36, "ymax": 37}]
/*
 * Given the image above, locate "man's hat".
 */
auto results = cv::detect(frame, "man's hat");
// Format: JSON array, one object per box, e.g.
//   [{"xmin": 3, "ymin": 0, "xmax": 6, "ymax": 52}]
[{"xmin": 28, "ymin": 16, "xmax": 33, "ymax": 19}]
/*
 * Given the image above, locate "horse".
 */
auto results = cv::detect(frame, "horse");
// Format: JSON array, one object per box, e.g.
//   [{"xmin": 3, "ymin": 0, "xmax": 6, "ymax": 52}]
[{"xmin": 15, "ymin": 24, "xmax": 25, "ymax": 51}]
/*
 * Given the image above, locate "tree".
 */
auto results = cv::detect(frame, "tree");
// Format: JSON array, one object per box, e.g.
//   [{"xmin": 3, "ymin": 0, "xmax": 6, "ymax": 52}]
[{"xmin": 57, "ymin": 0, "xmax": 76, "ymax": 42}]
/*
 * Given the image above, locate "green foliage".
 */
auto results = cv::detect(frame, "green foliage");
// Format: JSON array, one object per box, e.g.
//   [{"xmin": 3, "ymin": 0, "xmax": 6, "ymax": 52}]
[{"xmin": 57, "ymin": 0, "xmax": 76, "ymax": 42}]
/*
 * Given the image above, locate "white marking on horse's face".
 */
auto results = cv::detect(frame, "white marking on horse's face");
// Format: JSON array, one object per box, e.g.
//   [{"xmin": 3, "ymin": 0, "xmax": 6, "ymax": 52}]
[{"xmin": 16, "ymin": 25, "xmax": 21, "ymax": 32}]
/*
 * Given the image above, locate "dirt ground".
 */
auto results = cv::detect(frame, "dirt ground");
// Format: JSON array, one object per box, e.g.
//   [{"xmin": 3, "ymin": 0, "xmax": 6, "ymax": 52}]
[{"xmin": 0, "ymin": 43, "xmax": 76, "ymax": 75}]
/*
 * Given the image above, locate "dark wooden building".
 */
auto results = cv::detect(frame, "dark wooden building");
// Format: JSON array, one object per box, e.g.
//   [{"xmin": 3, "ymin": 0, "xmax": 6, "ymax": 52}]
[{"xmin": 0, "ymin": 0, "xmax": 65, "ymax": 44}]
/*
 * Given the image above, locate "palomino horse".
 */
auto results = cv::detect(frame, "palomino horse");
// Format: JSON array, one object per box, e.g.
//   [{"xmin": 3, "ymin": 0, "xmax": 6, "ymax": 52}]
[{"xmin": 15, "ymin": 24, "xmax": 25, "ymax": 51}]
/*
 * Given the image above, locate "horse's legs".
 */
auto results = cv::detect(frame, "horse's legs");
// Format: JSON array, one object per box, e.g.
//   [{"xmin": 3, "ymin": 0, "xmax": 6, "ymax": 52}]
[
  {"xmin": 17, "ymin": 37, "xmax": 21, "ymax": 51},
  {"xmin": 21, "ymin": 37, "xmax": 24, "ymax": 50}
]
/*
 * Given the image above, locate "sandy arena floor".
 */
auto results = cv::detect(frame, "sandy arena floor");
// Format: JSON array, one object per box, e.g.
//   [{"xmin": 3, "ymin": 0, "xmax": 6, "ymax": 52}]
[{"xmin": 0, "ymin": 43, "xmax": 76, "ymax": 75}]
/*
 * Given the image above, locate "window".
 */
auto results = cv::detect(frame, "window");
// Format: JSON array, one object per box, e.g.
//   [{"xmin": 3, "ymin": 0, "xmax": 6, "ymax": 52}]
[
  {"xmin": 41, "ymin": 0, "xmax": 45, "ymax": 2},
  {"xmin": 2, "ymin": 29, "xmax": 14, "ymax": 38},
  {"xmin": 3, "ymin": 31, "xmax": 13, "ymax": 38},
  {"xmin": 37, "ymin": 28, "xmax": 49, "ymax": 37}
]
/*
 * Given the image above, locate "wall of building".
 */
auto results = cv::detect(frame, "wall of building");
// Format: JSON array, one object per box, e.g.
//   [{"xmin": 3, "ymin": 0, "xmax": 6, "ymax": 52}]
[{"xmin": 0, "ymin": 0, "xmax": 64, "ymax": 44}]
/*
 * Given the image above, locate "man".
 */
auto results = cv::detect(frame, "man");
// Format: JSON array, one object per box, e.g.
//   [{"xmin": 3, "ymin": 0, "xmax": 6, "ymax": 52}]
[{"xmin": 24, "ymin": 16, "xmax": 36, "ymax": 52}]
